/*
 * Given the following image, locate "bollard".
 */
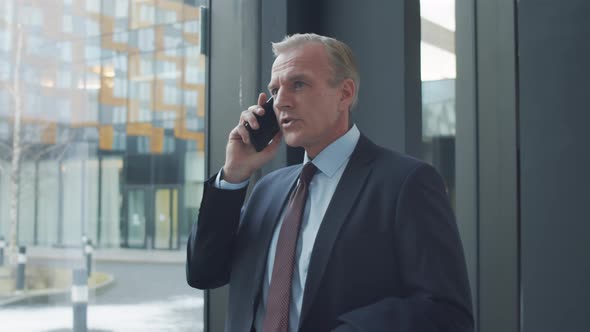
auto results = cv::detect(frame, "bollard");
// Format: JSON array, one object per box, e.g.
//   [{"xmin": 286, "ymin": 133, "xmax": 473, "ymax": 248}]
[
  {"xmin": 84, "ymin": 240, "xmax": 93, "ymax": 278},
  {"xmin": 72, "ymin": 268, "xmax": 88, "ymax": 332},
  {"xmin": 0, "ymin": 236, "xmax": 5, "ymax": 266},
  {"xmin": 16, "ymin": 246, "xmax": 26, "ymax": 291}
]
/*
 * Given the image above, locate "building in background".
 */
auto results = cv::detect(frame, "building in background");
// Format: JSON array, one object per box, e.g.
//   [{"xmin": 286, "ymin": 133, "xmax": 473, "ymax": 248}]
[{"xmin": 0, "ymin": 0, "xmax": 208, "ymax": 250}]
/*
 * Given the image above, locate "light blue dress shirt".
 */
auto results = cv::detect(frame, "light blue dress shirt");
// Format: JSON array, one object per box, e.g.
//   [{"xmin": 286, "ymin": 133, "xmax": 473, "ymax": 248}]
[{"xmin": 216, "ymin": 125, "xmax": 360, "ymax": 332}]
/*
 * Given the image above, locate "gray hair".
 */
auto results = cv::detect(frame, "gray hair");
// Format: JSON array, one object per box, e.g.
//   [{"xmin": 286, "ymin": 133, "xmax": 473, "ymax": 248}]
[{"xmin": 272, "ymin": 33, "xmax": 360, "ymax": 110}]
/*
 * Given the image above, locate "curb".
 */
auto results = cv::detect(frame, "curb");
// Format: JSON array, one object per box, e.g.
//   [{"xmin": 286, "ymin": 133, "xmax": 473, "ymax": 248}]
[{"xmin": 27, "ymin": 247, "xmax": 185, "ymax": 265}]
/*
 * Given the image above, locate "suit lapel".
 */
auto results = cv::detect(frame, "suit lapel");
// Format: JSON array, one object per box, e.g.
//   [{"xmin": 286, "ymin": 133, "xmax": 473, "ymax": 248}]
[{"xmin": 299, "ymin": 135, "xmax": 378, "ymax": 325}]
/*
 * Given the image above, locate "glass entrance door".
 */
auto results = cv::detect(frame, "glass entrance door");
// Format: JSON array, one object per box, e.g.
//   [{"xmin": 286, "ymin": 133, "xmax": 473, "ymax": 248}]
[
  {"xmin": 154, "ymin": 188, "xmax": 179, "ymax": 249},
  {"xmin": 124, "ymin": 186, "xmax": 179, "ymax": 249},
  {"xmin": 127, "ymin": 189, "xmax": 147, "ymax": 248}
]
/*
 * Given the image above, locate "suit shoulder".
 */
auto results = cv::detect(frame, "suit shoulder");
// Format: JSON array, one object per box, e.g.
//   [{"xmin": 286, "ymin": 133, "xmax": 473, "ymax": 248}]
[
  {"xmin": 365, "ymin": 144, "xmax": 445, "ymax": 199},
  {"xmin": 371, "ymin": 143, "xmax": 428, "ymax": 175},
  {"xmin": 373, "ymin": 144, "xmax": 447, "ymax": 193}
]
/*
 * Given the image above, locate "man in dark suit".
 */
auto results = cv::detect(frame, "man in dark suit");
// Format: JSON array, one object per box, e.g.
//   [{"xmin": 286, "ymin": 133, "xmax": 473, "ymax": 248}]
[{"xmin": 187, "ymin": 33, "xmax": 473, "ymax": 332}]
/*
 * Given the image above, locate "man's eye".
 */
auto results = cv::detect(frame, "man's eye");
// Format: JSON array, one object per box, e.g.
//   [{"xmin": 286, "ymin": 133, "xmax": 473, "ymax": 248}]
[
  {"xmin": 270, "ymin": 88, "xmax": 278, "ymax": 96},
  {"xmin": 294, "ymin": 81, "xmax": 305, "ymax": 89}
]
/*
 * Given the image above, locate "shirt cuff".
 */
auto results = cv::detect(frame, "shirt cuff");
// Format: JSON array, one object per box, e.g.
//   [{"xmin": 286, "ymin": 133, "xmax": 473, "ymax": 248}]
[{"xmin": 214, "ymin": 168, "xmax": 249, "ymax": 190}]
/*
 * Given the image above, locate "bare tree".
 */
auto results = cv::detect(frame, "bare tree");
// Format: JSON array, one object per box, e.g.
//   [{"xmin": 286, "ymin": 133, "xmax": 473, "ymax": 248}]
[
  {"xmin": 0, "ymin": 25, "xmax": 76, "ymax": 266},
  {"xmin": 5, "ymin": 26, "xmax": 24, "ymax": 266}
]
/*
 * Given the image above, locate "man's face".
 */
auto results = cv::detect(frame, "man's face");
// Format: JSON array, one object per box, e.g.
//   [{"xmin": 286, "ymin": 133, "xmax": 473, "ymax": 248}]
[{"xmin": 268, "ymin": 43, "xmax": 352, "ymax": 158}]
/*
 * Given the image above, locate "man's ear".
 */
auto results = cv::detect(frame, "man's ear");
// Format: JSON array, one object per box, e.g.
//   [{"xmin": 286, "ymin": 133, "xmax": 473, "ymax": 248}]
[{"xmin": 339, "ymin": 78, "xmax": 355, "ymax": 112}]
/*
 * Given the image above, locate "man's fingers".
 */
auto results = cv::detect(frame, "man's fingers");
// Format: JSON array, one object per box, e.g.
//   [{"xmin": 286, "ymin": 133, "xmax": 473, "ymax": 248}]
[
  {"xmin": 241, "ymin": 110, "xmax": 260, "ymax": 129},
  {"xmin": 236, "ymin": 123, "xmax": 251, "ymax": 144},
  {"xmin": 247, "ymin": 104, "xmax": 265, "ymax": 117},
  {"xmin": 242, "ymin": 96, "xmax": 268, "ymax": 130},
  {"xmin": 258, "ymin": 92, "xmax": 267, "ymax": 106},
  {"xmin": 229, "ymin": 123, "xmax": 251, "ymax": 145},
  {"xmin": 230, "ymin": 94, "xmax": 272, "ymax": 150}
]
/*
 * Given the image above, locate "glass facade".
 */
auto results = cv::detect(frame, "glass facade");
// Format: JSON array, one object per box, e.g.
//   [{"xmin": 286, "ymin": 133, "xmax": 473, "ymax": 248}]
[
  {"xmin": 0, "ymin": 1, "xmax": 207, "ymax": 330},
  {"xmin": 0, "ymin": 0, "xmax": 207, "ymax": 250}
]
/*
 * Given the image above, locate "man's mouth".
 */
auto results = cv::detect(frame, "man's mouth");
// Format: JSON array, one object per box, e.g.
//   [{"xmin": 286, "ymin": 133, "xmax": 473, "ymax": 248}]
[{"xmin": 281, "ymin": 117, "xmax": 297, "ymax": 127}]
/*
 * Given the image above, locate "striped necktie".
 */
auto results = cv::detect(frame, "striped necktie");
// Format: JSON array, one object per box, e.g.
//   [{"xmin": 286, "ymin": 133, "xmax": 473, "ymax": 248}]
[{"xmin": 262, "ymin": 162, "xmax": 317, "ymax": 332}]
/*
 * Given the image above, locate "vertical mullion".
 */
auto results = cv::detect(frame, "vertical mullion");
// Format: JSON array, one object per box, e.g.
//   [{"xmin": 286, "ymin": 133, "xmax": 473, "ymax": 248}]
[{"xmin": 476, "ymin": 0, "xmax": 519, "ymax": 331}]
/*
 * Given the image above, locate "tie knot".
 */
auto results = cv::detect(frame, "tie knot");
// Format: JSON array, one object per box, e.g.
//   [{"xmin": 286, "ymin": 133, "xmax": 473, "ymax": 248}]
[{"xmin": 299, "ymin": 162, "xmax": 317, "ymax": 185}]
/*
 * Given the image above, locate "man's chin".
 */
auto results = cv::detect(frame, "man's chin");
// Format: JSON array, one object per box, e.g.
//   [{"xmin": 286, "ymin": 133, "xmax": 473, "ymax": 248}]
[{"xmin": 283, "ymin": 135, "xmax": 304, "ymax": 149}]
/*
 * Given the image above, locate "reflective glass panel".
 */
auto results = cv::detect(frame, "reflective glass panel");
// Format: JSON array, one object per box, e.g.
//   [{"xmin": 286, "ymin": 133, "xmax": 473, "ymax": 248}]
[
  {"xmin": 420, "ymin": 0, "xmax": 457, "ymax": 206},
  {"xmin": 0, "ymin": 1, "xmax": 207, "ymax": 330}
]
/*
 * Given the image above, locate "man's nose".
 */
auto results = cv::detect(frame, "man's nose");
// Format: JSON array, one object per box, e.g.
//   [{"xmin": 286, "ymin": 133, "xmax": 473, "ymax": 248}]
[{"xmin": 274, "ymin": 88, "xmax": 292, "ymax": 111}]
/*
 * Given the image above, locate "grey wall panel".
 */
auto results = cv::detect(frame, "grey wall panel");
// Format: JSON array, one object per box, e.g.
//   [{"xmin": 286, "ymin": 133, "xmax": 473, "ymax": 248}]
[
  {"xmin": 318, "ymin": 0, "xmax": 421, "ymax": 156},
  {"xmin": 518, "ymin": 1, "xmax": 590, "ymax": 331},
  {"xmin": 455, "ymin": 0, "xmax": 478, "ymax": 324},
  {"xmin": 208, "ymin": 0, "xmax": 261, "ymax": 331},
  {"xmin": 209, "ymin": 0, "xmax": 242, "ymax": 176}
]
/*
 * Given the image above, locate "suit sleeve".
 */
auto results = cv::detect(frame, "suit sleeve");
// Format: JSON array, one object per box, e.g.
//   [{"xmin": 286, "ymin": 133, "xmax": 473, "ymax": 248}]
[
  {"xmin": 186, "ymin": 174, "xmax": 248, "ymax": 289},
  {"xmin": 335, "ymin": 164, "xmax": 474, "ymax": 332}
]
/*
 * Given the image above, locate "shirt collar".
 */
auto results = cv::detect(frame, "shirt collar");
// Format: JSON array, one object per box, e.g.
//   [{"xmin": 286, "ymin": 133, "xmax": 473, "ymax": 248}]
[{"xmin": 304, "ymin": 124, "xmax": 360, "ymax": 178}]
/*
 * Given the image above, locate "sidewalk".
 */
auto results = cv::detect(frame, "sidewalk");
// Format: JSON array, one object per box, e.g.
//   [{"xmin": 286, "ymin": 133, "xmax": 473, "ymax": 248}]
[{"xmin": 1, "ymin": 246, "xmax": 186, "ymax": 306}]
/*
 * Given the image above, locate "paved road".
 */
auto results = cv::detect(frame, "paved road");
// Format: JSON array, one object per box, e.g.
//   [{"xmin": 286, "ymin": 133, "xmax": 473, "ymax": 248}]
[
  {"xmin": 0, "ymin": 261, "xmax": 204, "ymax": 332},
  {"xmin": 92, "ymin": 261, "xmax": 200, "ymax": 305}
]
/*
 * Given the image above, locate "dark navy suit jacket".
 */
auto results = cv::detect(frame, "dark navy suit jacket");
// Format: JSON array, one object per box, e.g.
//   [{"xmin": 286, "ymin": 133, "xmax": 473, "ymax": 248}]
[{"xmin": 187, "ymin": 134, "xmax": 473, "ymax": 331}]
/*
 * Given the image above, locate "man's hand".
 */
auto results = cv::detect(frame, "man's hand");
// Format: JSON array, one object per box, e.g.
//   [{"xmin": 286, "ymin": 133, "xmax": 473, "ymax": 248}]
[{"xmin": 222, "ymin": 92, "xmax": 282, "ymax": 183}]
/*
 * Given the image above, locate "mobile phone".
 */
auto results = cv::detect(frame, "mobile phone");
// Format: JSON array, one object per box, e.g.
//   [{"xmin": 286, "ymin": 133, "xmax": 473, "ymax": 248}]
[{"xmin": 244, "ymin": 97, "xmax": 280, "ymax": 152}]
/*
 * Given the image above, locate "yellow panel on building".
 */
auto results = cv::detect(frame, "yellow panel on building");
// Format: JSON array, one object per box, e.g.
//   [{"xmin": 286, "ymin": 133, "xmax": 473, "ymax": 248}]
[
  {"xmin": 174, "ymin": 120, "xmax": 204, "ymax": 151},
  {"xmin": 150, "ymin": 127, "xmax": 164, "ymax": 154},
  {"xmin": 99, "ymin": 125, "xmax": 114, "ymax": 150},
  {"xmin": 127, "ymin": 123, "xmax": 153, "ymax": 136},
  {"xmin": 41, "ymin": 123, "xmax": 57, "ymax": 145}
]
